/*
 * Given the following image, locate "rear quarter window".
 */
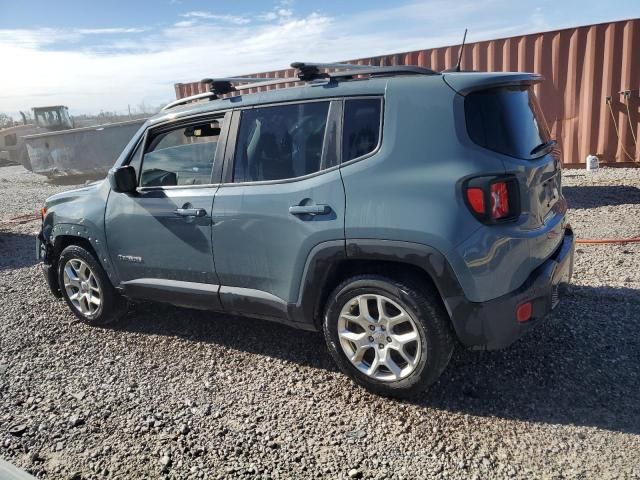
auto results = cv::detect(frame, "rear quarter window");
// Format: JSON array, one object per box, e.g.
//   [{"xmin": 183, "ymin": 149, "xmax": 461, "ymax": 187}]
[
  {"xmin": 465, "ymin": 86, "xmax": 551, "ymax": 160},
  {"xmin": 342, "ymin": 98, "xmax": 382, "ymax": 162}
]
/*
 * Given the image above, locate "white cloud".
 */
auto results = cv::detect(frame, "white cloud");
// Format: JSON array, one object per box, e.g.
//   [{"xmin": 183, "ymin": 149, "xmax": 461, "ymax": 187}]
[
  {"xmin": 0, "ymin": 28, "xmax": 82, "ymax": 48},
  {"xmin": 0, "ymin": 0, "xmax": 558, "ymax": 116},
  {"xmin": 258, "ymin": 12, "xmax": 278, "ymax": 21},
  {"xmin": 181, "ymin": 11, "xmax": 251, "ymax": 25},
  {"xmin": 75, "ymin": 27, "xmax": 148, "ymax": 35},
  {"xmin": 173, "ymin": 20, "xmax": 196, "ymax": 28}
]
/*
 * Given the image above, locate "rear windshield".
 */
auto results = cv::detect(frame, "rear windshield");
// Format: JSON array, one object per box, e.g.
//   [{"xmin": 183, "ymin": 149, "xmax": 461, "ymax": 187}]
[{"xmin": 465, "ymin": 86, "xmax": 551, "ymax": 159}]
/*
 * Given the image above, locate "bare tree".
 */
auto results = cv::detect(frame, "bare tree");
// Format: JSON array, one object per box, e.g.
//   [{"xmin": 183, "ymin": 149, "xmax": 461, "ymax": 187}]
[{"xmin": 0, "ymin": 113, "xmax": 15, "ymax": 129}]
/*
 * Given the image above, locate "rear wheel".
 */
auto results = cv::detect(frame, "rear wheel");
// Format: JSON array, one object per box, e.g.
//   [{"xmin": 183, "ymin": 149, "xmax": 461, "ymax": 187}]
[
  {"xmin": 57, "ymin": 245, "xmax": 126, "ymax": 325},
  {"xmin": 323, "ymin": 275, "xmax": 454, "ymax": 398}
]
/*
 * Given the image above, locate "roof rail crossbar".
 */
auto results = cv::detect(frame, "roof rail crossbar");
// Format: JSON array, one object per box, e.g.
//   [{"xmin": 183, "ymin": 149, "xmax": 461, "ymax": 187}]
[
  {"xmin": 201, "ymin": 76, "xmax": 290, "ymax": 95},
  {"xmin": 161, "ymin": 92, "xmax": 217, "ymax": 111},
  {"xmin": 291, "ymin": 61, "xmax": 374, "ymax": 80},
  {"xmin": 327, "ymin": 65, "xmax": 438, "ymax": 79},
  {"xmin": 164, "ymin": 62, "xmax": 440, "ymax": 111},
  {"xmin": 291, "ymin": 61, "xmax": 437, "ymax": 81},
  {"xmin": 234, "ymin": 77, "xmax": 300, "ymax": 91},
  {"xmin": 206, "ymin": 76, "xmax": 280, "ymax": 83},
  {"xmin": 291, "ymin": 62, "xmax": 374, "ymax": 70}
]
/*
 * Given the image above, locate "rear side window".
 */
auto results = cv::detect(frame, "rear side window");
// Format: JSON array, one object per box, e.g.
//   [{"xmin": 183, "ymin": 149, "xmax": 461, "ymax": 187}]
[
  {"xmin": 465, "ymin": 86, "xmax": 551, "ymax": 160},
  {"xmin": 342, "ymin": 98, "xmax": 382, "ymax": 162},
  {"xmin": 233, "ymin": 101, "xmax": 330, "ymax": 182},
  {"xmin": 140, "ymin": 119, "xmax": 222, "ymax": 187}
]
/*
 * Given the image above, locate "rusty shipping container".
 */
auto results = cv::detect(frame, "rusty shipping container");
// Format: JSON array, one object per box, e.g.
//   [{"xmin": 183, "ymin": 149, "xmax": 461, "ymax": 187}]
[{"xmin": 175, "ymin": 19, "xmax": 640, "ymax": 167}]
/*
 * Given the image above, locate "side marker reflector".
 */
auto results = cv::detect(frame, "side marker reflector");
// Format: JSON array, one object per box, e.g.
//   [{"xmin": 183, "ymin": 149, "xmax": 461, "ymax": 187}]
[{"xmin": 516, "ymin": 302, "xmax": 532, "ymax": 323}]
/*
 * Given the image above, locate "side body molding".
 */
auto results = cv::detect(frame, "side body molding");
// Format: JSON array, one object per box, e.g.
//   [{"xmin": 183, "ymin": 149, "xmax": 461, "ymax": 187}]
[{"xmin": 122, "ymin": 278, "xmax": 222, "ymax": 310}]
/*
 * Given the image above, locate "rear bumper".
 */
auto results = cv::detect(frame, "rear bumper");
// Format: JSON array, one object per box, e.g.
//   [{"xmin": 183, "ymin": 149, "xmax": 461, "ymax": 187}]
[{"xmin": 451, "ymin": 226, "xmax": 574, "ymax": 350}]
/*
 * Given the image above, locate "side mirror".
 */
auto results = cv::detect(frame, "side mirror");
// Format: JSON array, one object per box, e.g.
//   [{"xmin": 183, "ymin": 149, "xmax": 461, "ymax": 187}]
[{"xmin": 108, "ymin": 166, "xmax": 137, "ymax": 193}]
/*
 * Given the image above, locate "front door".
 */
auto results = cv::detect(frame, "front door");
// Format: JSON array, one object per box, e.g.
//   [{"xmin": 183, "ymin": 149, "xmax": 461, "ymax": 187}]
[
  {"xmin": 105, "ymin": 113, "xmax": 229, "ymax": 309},
  {"xmin": 212, "ymin": 100, "xmax": 345, "ymax": 319}
]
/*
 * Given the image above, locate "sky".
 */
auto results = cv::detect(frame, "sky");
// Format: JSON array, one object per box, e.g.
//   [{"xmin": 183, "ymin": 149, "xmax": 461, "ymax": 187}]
[{"xmin": 0, "ymin": 0, "xmax": 638, "ymax": 117}]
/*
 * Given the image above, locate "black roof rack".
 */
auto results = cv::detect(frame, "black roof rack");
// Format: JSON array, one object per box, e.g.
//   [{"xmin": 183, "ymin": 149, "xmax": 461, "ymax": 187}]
[
  {"xmin": 163, "ymin": 62, "xmax": 438, "ymax": 110},
  {"xmin": 291, "ymin": 62, "xmax": 437, "ymax": 81}
]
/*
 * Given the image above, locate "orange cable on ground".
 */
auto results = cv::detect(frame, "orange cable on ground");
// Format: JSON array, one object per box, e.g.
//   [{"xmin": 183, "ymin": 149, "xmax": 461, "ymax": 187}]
[{"xmin": 0, "ymin": 212, "xmax": 40, "ymax": 227}]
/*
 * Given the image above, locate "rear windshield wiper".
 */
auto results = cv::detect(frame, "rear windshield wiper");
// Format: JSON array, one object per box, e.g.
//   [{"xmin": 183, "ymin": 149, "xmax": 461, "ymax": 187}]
[{"xmin": 530, "ymin": 139, "xmax": 557, "ymax": 156}]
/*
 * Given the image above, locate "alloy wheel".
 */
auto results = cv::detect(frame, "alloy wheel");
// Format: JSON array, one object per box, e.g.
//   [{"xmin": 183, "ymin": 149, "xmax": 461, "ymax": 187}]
[
  {"xmin": 62, "ymin": 258, "xmax": 103, "ymax": 319},
  {"xmin": 337, "ymin": 294, "xmax": 422, "ymax": 381}
]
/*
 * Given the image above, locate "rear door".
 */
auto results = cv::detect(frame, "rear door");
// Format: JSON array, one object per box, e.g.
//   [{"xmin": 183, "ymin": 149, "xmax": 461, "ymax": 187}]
[
  {"xmin": 105, "ymin": 112, "xmax": 230, "ymax": 309},
  {"xmin": 211, "ymin": 100, "xmax": 345, "ymax": 320}
]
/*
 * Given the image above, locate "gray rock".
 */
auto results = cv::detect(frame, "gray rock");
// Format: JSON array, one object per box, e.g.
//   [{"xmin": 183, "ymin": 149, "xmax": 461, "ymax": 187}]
[
  {"xmin": 68, "ymin": 415, "xmax": 84, "ymax": 427},
  {"xmin": 0, "ymin": 165, "xmax": 639, "ymax": 479}
]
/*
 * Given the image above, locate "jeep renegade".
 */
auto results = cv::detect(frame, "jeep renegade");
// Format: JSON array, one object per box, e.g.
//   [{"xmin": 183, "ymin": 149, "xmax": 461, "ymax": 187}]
[{"xmin": 37, "ymin": 63, "xmax": 574, "ymax": 397}]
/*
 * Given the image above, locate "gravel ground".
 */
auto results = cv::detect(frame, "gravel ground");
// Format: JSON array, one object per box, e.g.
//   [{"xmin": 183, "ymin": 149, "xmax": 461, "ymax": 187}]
[{"xmin": 1, "ymin": 164, "xmax": 639, "ymax": 479}]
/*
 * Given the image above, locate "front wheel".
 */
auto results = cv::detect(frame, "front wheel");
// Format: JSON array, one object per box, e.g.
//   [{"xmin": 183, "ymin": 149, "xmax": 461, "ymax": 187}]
[
  {"xmin": 57, "ymin": 245, "xmax": 127, "ymax": 325},
  {"xmin": 323, "ymin": 275, "xmax": 454, "ymax": 398}
]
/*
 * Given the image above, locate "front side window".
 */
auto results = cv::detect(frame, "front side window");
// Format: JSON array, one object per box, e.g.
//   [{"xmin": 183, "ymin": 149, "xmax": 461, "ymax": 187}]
[
  {"xmin": 342, "ymin": 98, "xmax": 382, "ymax": 162},
  {"xmin": 139, "ymin": 118, "xmax": 222, "ymax": 187},
  {"xmin": 233, "ymin": 101, "xmax": 330, "ymax": 182}
]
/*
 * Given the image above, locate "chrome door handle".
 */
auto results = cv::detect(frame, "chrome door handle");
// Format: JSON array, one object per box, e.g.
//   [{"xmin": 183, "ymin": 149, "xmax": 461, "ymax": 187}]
[
  {"xmin": 174, "ymin": 208, "xmax": 207, "ymax": 217},
  {"xmin": 289, "ymin": 204, "xmax": 330, "ymax": 215}
]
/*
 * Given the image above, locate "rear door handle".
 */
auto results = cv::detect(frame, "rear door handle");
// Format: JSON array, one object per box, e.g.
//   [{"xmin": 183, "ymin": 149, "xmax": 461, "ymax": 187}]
[
  {"xmin": 174, "ymin": 208, "xmax": 207, "ymax": 217},
  {"xmin": 289, "ymin": 204, "xmax": 330, "ymax": 216}
]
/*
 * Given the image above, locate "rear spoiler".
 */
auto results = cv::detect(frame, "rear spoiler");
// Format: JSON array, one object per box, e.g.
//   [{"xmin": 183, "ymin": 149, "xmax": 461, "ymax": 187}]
[{"xmin": 443, "ymin": 72, "xmax": 543, "ymax": 96}]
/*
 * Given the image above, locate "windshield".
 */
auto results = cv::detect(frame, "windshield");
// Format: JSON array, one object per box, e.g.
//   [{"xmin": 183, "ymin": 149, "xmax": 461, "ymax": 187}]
[
  {"xmin": 36, "ymin": 110, "xmax": 62, "ymax": 127},
  {"xmin": 465, "ymin": 85, "xmax": 551, "ymax": 160}
]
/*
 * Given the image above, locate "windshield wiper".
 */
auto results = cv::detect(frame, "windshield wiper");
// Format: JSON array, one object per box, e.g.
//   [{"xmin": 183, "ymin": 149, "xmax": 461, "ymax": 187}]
[{"xmin": 530, "ymin": 139, "xmax": 557, "ymax": 156}]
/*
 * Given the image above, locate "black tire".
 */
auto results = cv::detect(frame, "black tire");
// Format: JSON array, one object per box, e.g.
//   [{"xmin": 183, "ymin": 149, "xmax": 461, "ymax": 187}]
[
  {"xmin": 323, "ymin": 275, "xmax": 454, "ymax": 398},
  {"xmin": 57, "ymin": 245, "xmax": 127, "ymax": 326}
]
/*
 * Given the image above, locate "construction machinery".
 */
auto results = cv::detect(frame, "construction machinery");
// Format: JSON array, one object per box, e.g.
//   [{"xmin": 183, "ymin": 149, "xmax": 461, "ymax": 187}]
[{"xmin": 0, "ymin": 105, "xmax": 146, "ymax": 178}]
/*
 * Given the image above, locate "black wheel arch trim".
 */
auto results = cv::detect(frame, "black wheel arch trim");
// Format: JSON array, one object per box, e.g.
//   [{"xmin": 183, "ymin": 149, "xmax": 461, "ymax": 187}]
[
  {"xmin": 38, "ymin": 222, "xmax": 121, "ymax": 294},
  {"xmin": 289, "ymin": 239, "xmax": 347, "ymax": 328},
  {"xmin": 344, "ymin": 239, "xmax": 482, "ymax": 346},
  {"xmin": 290, "ymin": 238, "xmax": 483, "ymax": 347}
]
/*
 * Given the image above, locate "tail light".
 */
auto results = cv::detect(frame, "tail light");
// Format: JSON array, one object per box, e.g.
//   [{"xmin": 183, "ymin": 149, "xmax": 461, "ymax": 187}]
[
  {"xmin": 463, "ymin": 175, "xmax": 520, "ymax": 224},
  {"xmin": 490, "ymin": 182, "xmax": 509, "ymax": 219},
  {"xmin": 465, "ymin": 188, "xmax": 485, "ymax": 214}
]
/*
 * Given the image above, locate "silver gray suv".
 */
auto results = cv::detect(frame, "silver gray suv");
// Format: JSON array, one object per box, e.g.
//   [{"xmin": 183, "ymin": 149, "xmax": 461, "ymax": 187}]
[{"xmin": 37, "ymin": 63, "xmax": 574, "ymax": 397}]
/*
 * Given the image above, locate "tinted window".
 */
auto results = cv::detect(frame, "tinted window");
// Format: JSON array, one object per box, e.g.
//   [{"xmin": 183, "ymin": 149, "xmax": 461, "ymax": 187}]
[
  {"xmin": 342, "ymin": 98, "xmax": 382, "ymax": 162},
  {"xmin": 465, "ymin": 86, "xmax": 551, "ymax": 159},
  {"xmin": 140, "ymin": 119, "xmax": 221, "ymax": 187},
  {"xmin": 233, "ymin": 102, "xmax": 329, "ymax": 182}
]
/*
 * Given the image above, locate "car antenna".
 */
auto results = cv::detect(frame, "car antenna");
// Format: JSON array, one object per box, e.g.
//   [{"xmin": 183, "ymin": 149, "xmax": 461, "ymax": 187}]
[{"xmin": 443, "ymin": 28, "xmax": 467, "ymax": 73}]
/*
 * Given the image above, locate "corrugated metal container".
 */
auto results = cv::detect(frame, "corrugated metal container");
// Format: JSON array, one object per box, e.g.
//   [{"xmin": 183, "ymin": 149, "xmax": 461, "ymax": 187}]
[{"xmin": 175, "ymin": 19, "xmax": 640, "ymax": 166}]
